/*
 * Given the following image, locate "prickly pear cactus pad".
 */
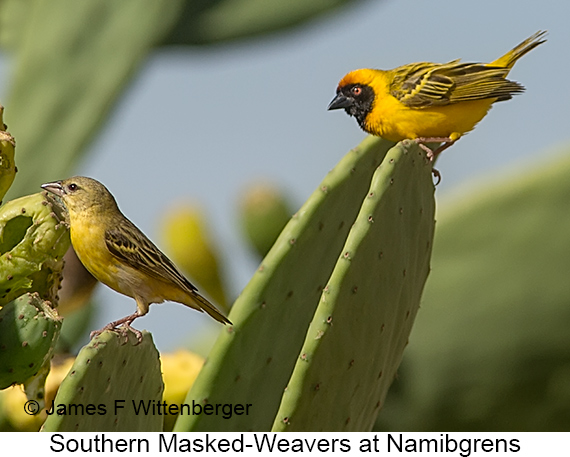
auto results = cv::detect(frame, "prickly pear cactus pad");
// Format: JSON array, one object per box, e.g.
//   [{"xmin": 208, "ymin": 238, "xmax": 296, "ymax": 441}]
[
  {"xmin": 272, "ymin": 141, "xmax": 435, "ymax": 431},
  {"xmin": 42, "ymin": 330, "xmax": 164, "ymax": 432},
  {"xmin": 22, "ymin": 359, "xmax": 51, "ymax": 412},
  {"xmin": 0, "ymin": 293, "xmax": 62, "ymax": 389},
  {"xmin": 0, "ymin": 192, "xmax": 70, "ymax": 306},
  {"xmin": 175, "ymin": 136, "xmax": 396, "ymax": 432}
]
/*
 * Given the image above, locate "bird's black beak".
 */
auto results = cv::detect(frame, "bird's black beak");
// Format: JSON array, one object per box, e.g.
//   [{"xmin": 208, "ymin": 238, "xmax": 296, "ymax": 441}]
[
  {"xmin": 327, "ymin": 93, "xmax": 353, "ymax": 111},
  {"xmin": 41, "ymin": 181, "xmax": 65, "ymax": 198}
]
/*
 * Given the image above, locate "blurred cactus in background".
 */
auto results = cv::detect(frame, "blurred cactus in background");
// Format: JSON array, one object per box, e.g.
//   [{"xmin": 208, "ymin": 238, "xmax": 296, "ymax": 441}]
[
  {"xmin": 0, "ymin": 106, "xmax": 16, "ymax": 203},
  {"xmin": 159, "ymin": 183, "xmax": 295, "ymax": 316},
  {"xmin": 56, "ymin": 249, "xmax": 97, "ymax": 318},
  {"xmin": 161, "ymin": 350, "xmax": 205, "ymax": 431},
  {"xmin": 239, "ymin": 182, "xmax": 294, "ymax": 259},
  {"xmin": 0, "ymin": 0, "xmax": 364, "ymax": 201},
  {"xmin": 161, "ymin": 203, "xmax": 229, "ymax": 310}
]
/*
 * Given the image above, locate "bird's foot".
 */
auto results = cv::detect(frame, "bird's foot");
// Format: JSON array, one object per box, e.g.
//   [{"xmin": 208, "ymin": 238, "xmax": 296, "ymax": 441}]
[
  {"xmin": 414, "ymin": 137, "xmax": 455, "ymax": 160},
  {"xmin": 415, "ymin": 141, "xmax": 444, "ymax": 185},
  {"xmin": 116, "ymin": 323, "xmax": 143, "ymax": 345},
  {"xmin": 90, "ymin": 311, "xmax": 143, "ymax": 345},
  {"xmin": 414, "ymin": 137, "xmax": 456, "ymax": 186},
  {"xmin": 416, "ymin": 141, "xmax": 438, "ymax": 159}
]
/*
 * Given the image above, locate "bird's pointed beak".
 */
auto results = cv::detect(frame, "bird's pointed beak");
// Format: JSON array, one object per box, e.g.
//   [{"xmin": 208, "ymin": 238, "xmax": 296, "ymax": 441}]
[
  {"xmin": 41, "ymin": 181, "xmax": 64, "ymax": 198},
  {"xmin": 327, "ymin": 93, "xmax": 352, "ymax": 111}
]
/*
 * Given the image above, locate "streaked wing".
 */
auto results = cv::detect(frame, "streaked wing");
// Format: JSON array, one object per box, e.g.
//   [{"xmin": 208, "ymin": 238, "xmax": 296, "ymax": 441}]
[
  {"xmin": 391, "ymin": 61, "xmax": 524, "ymax": 108},
  {"xmin": 105, "ymin": 220, "xmax": 197, "ymax": 293}
]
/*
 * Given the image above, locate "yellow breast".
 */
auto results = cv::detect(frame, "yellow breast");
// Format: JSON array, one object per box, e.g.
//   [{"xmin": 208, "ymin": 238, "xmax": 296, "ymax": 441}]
[
  {"xmin": 69, "ymin": 211, "xmax": 122, "ymax": 293},
  {"xmin": 365, "ymin": 89, "xmax": 494, "ymax": 142}
]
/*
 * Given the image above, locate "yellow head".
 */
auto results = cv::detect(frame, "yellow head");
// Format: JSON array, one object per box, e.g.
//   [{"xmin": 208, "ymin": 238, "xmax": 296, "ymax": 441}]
[{"xmin": 41, "ymin": 176, "xmax": 119, "ymax": 216}]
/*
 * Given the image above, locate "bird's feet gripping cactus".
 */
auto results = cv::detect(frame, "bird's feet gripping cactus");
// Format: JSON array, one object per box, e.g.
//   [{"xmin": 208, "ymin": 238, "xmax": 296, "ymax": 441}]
[
  {"xmin": 89, "ymin": 311, "xmax": 143, "ymax": 344},
  {"xmin": 414, "ymin": 137, "xmax": 457, "ymax": 161}
]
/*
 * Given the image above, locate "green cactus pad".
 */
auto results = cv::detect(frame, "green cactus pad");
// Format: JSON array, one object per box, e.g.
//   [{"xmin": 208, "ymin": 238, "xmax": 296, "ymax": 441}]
[
  {"xmin": 175, "ymin": 136, "xmax": 396, "ymax": 432},
  {"xmin": 42, "ymin": 330, "xmax": 164, "ymax": 432},
  {"xmin": 0, "ymin": 192, "xmax": 70, "ymax": 306},
  {"xmin": 23, "ymin": 358, "xmax": 51, "ymax": 411},
  {"xmin": 272, "ymin": 141, "xmax": 435, "ymax": 431},
  {"xmin": 0, "ymin": 292, "xmax": 62, "ymax": 389}
]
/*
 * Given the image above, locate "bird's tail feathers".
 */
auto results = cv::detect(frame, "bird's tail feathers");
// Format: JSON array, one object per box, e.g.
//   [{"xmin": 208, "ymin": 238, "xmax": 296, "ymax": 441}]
[
  {"xmin": 493, "ymin": 30, "xmax": 547, "ymax": 69},
  {"xmin": 184, "ymin": 291, "xmax": 232, "ymax": 325}
]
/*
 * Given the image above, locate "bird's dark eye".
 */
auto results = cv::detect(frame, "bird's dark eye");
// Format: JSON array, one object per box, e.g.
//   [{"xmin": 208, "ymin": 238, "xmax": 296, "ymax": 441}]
[
  {"xmin": 68, "ymin": 183, "xmax": 78, "ymax": 192},
  {"xmin": 351, "ymin": 86, "xmax": 362, "ymax": 97}
]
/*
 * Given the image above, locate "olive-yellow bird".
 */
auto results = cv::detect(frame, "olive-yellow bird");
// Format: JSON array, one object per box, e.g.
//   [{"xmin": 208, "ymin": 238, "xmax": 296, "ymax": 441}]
[
  {"xmin": 328, "ymin": 31, "xmax": 546, "ymax": 158},
  {"xmin": 42, "ymin": 176, "xmax": 231, "ymax": 343}
]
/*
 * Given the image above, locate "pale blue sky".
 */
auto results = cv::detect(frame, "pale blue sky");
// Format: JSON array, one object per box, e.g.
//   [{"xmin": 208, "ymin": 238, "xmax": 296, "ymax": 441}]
[{"xmin": 5, "ymin": 0, "xmax": 568, "ymax": 352}]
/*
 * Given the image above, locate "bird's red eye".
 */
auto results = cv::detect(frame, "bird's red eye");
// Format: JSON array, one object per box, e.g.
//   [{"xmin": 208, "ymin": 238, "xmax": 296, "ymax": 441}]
[
  {"xmin": 351, "ymin": 86, "xmax": 362, "ymax": 96},
  {"xmin": 68, "ymin": 183, "xmax": 78, "ymax": 192}
]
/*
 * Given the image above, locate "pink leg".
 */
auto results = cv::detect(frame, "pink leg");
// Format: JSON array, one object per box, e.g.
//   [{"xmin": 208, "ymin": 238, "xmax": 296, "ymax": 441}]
[
  {"xmin": 414, "ymin": 137, "xmax": 458, "ymax": 185},
  {"xmin": 414, "ymin": 137, "xmax": 456, "ymax": 160}
]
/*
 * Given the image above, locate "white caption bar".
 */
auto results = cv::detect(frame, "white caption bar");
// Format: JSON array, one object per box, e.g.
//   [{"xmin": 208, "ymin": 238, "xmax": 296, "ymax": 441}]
[{"xmin": 5, "ymin": 432, "xmax": 569, "ymax": 455}]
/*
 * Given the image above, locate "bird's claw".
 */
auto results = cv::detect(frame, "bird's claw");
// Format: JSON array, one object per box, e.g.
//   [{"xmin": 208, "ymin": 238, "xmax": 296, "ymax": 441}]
[
  {"xmin": 90, "ymin": 322, "xmax": 115, "ymax": 340},
  {"xmin": 414, "ymin": 136, "xmax": 457, "ymax": 186},
  {"xmin": 89, "ymin": 328, "xmax": 104, "ymax": 340},
  {"xmin": 117, "ymin": 324, "xmax": 143, "ymax": 345},
  {"xmin": 431, "ymin": 168, "xmax": 441, "ymax": 186},
  {"xmin": 89, "ymin": 311, "xmax": 143, "ymax": 345},
  {"xmin": 90, "ymin": 324, "xmax": 143, "ymax": 345},
  {"xmin": 416, "ymin": 141, "xmax": 436, "ymax": 159},
  {"xmin": 415, "ymin": 141, "xmax": 443, "ymax": 185}
]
